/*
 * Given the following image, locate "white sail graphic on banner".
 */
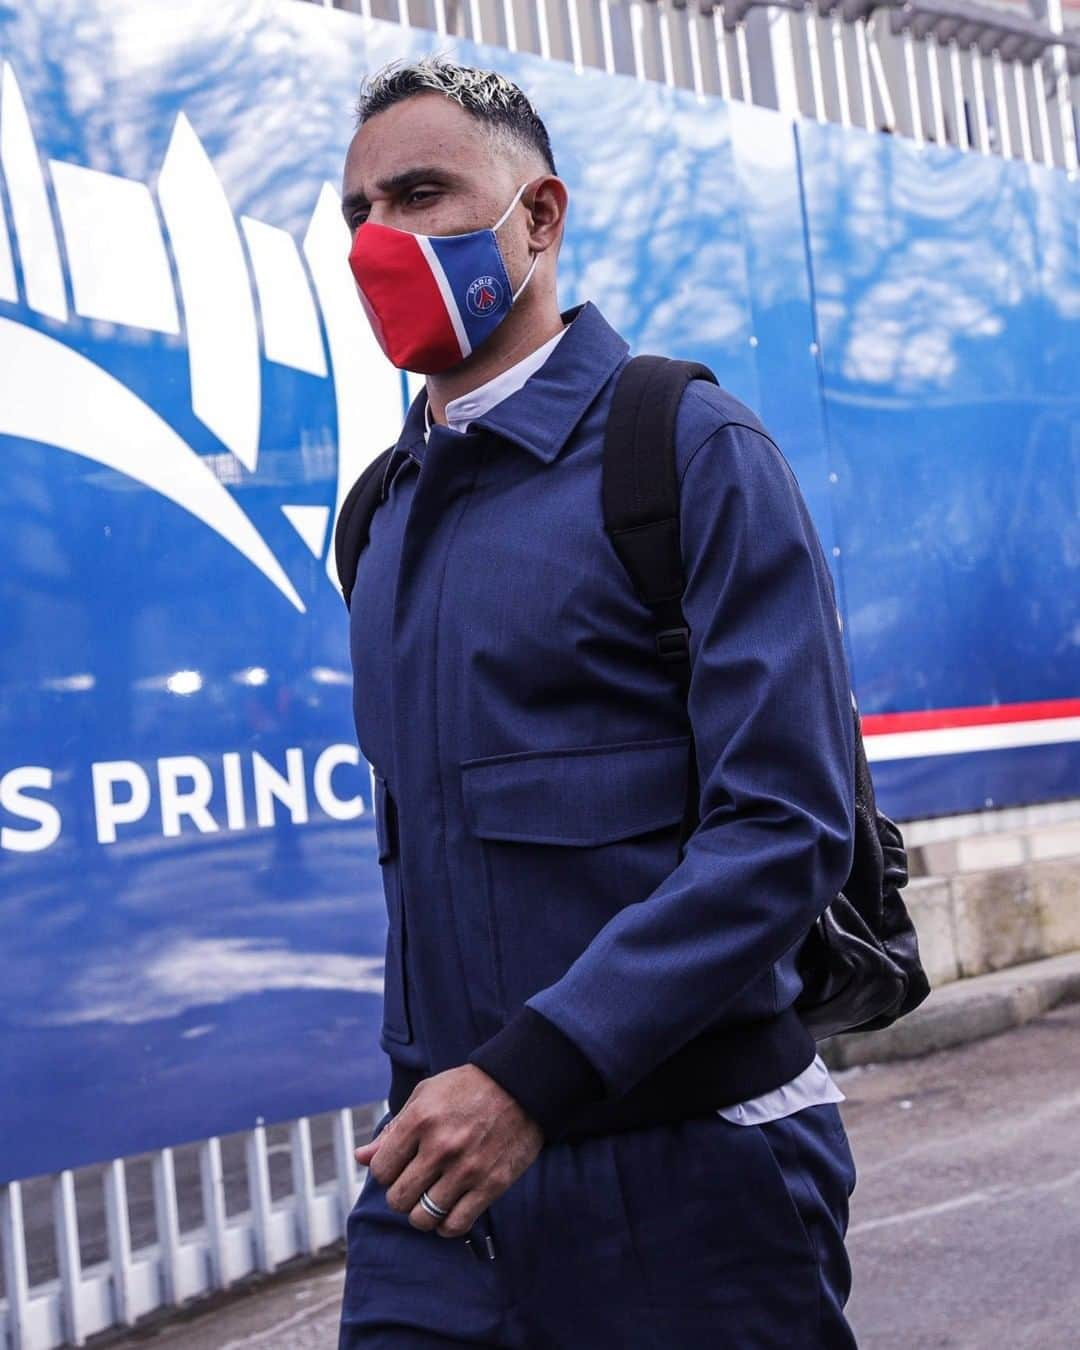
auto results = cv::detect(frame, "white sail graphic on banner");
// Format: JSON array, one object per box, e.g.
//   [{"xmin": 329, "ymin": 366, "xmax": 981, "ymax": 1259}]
[{"xmin": 0, "ymin": 61, "xmax": 402, "ymax": 614}]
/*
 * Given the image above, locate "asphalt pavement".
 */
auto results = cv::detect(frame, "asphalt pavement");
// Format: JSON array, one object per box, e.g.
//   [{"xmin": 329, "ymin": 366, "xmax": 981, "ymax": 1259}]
[{"xmin": 97, "ymin": 1004, "xmax": 1080, "ymax": 1349}]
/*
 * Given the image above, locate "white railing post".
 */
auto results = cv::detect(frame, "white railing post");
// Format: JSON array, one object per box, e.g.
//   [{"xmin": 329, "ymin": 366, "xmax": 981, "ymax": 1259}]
[
  {"xmin": 103, "ymin": 1159, "xmax": 136, "ymax": 1328},
  {"xmin": 333, "ymin": 1106, "xmax": 360, "ymax": 1227},
  {"xmin": 597, "ymin": 0, "xmax": 617, "ymax": 73},
  {"xmin": 854, "ymin": 17, "xmax": 875, "ymax": 129},
  {"xmin": 1045, "ymin": 0, "xmax": 1078, "ymax": 172},
  {"xmin": 1033, "ymin": 53, "xmax": 1054, "ymax": 164},
  {"xmin": 735, "ymin": 20, "xmax": 753, "ymax": 101},
  {"xmin": 152, "ymin": 1147, "xmax": 182, "ymax": 1306},
  {"xmin": 199, "ymin": 1136, "xmax": 229, "ymax": 1289},
  {"xmin": 971, "ymin": 45, "xmax": 991, "ymax": 153},
  {"xmin": 714, "ymin": 12, "xmax": 735, "ymax": 100},
  {"xmin": 290, "ymin": 1117, "xmax": 318, "ymax": 1256},
  {"xmin": 685, "ymin": 4, "xmax": 708, "ymax": 99},
  {"xmin": 990, "ymin": 48, "xmax": 1013, "ymax": 157},
  {"xmin": 1, "ymin": 1182, "xmax": 32, "ymax": 1350},
  {"xmin": 927, "ymin": 38, "xmax": 947, "ymax": 143},
  {"xmin": 245, "ymin": 1121, "xmax": 275, "ymax": 1274},
  {"xmin": 767, "ymin": 7, "xmax": 802, "ymax": 117},
  {"xmin": 868, "ymin": 13, "xmax": 899, "ymax": 132},
  {"xmin": 948, "ymin": 38, "xmax": 969, "ymax": 150},
  {"xmin": 830, "ymin": 13, "xmax": 852, "ymax": 126},
  {"xmin": 902, "ymin": 28, "xmax": 925, "ymax": 144},
  {"xmin": 805, "ymin": 10, "xmax": 828, "ymax": 120},
  {"xmin": 1013, "ymin": 60, "xmax": 1034, "ymax": 163},
  {"xmin": 53, "ymin": 1169, "xmax": 86, "ymax": 1347}
]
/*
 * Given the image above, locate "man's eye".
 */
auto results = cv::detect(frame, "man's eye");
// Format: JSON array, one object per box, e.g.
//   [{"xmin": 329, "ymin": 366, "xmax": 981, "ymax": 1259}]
[{"xmin": 406, "ymin": 189, "xmax": 438, "ymax": 206}]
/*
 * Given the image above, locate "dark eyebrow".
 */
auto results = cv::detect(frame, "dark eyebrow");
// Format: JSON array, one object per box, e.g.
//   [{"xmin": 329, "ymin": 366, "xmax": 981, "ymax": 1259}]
[{"xmin": 340, "ymin": 166, "xmax": 463, "ymax": 224}]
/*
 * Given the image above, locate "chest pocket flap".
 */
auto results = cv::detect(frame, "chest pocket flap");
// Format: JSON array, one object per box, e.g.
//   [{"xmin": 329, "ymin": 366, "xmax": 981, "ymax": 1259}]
[{"xmin": 461, "ymin": 735, "xmax": 691, "ymax": 847}]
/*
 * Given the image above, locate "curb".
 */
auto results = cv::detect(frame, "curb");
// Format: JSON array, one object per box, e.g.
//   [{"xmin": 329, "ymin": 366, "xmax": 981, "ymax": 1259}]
[{"xmin": 819, "ymin": 949, "xmax": 1080, "ymax": 1070}]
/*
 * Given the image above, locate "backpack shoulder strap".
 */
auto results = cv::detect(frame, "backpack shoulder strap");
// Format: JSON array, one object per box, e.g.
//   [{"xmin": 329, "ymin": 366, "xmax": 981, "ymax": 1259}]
[
  {"xmin": 602, "ymin": 354, "xmax": 718, "ymax": 688},
  {"xmin": 333, "ymin": 445, "xmax": 396, "ymax": 610},
  {"xmin": 602, "ymin": 353, "xmax": 718, "ymax": 849}
]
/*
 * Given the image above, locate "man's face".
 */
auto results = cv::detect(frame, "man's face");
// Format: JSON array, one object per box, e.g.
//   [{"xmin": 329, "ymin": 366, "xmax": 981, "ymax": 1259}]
[{"xmin": 341, "ymin": 92, "xmax": 531, "ymax": 244}]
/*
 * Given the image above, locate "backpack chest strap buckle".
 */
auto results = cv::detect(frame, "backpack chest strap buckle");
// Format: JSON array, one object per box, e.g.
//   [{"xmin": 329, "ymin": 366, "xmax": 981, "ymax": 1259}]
[{"xmin": 655, "ymin": 626, "xmax": 690, "ymax": 663}]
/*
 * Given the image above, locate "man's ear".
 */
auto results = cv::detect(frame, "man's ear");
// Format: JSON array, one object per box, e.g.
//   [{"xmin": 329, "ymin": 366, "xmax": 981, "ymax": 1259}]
[{"xmin": 524, "ymin": 175, "xmax": 568, "ymax": 255}]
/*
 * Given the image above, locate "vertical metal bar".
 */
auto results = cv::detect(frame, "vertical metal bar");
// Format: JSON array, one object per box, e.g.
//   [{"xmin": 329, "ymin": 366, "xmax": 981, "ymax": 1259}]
[
  {"xmin": 333, "ymin": 1107, "xmax": 360, "ymax": 1228},
  {"xmin": 949, "ymin": 39, "xmax": 969, "ymax": 151},
  {"xmin": 991, "ymin": 49, "xmax": 1013, "ymax": 157},
  {"xmin": 686, "ymin": 4, "xmax": 707, "ymax": 99},
  {"xmin": 927, "ymin": 39, "xmax": 946, "ymax": 144},
  {"xmin": 869, "ymin": 15, "xmax": 896, "ymax": 130},
  {"xmin": 805, "ymin": 12, "xmax": 827, "ymax": 121},
  {"xmin": 867, "ymin": 15, "xmax": 896, "ymax": 131},
  {"xmin": 565, "ymin": 0, "xmax": 585, "ymax": 72},
  {"xmin": 152, "ymin": 1147, "xmax": 182, "ymax": 1306},
  {"xmin": 1045, "ymin": 0, "xmax": 1079, "ymax": 172},
  {"xmin": 358, "ymin": 0, "xmax": 372, "ymax": 20},
  {"xmin": 766, "ymin": 7, "xmax": 800, "ymax": 117},
  {"xmin": 854, "ymin": 18, "xmax": 875, "ymax": 130},
  {"xmin": 246, "ymin": 1123, "xmax": 275, "ymax": 1274},
  {"xmin": 1071, "ymin": 73, "xmax": 1080, "ymax": 172},
  {"xmin": 736, "ymin": 21, "xmax": 753, "ymax": 103},
  {"xmin": 1033, "ymin": 54, "xmax": 1054, "ymax": 165},
  {"xmin": 290, "ymin": 1118, "xmax": 318, "ymax": 1256},
  {"xmin": 1013, "ymin": 61, "xmax": 1034, "ymax": 163},
  {"xmin": 1, "ymin": 1183, "xmax": 31, "ymax": 1350},
  {"xmin": 199, "ymin": 1137, "xmax": 229, "ymax": 1290},
  {"xmin": 104, "ymin": 1159, "xmax": 136, "ymax": 1327},
  {"xmin": 902, "ymin": 30, "xmax": 925, "ymax": 144},
  {"xmin": 500, "ymin": 0, "xmax": 518, "ymax": 50},
  {"xmin": 536, "ymin": 0, "xmax": 552, "ymax": 60},
  {"xmin": 715, "ymin": 16, "xmax": 733, "ymax": 101},
  {"xmin": 629, "ymin": 1, "xmax": 647, "ymax": 80},
  {"xmin": 53, "ymin": 1170, "xmax": 86, "ymax": 1347},
  {"xmin": 467, "ymin": 0, "xmax": 483, "ymax": 41},
  {"xmin": 971, "ymin": 47, "xmax": 991, "ymax": 153},
  {"xmin": 598, "ymin": 0, "xmax": 616, "ymax": 74},
  {"xmin": 657, "ymin": 1, "xmax": 677, "ymax": 88},
  {"xmin": 396, "ymin": 0, "xmax": 410, "ymax": 25},
  {"xmin": 433, "ymin": 0, "xmax": 448, "ymax": 35},
  {"xmin": 831, "ymin": 15, "xmax": 852, "ymax": 127}
]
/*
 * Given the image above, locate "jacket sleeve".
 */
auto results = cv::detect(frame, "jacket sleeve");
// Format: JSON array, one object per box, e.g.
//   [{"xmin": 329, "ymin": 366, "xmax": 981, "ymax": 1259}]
[{"xmin": 468, "ymin": 419, "xmax": 856, "ymax": 1137}]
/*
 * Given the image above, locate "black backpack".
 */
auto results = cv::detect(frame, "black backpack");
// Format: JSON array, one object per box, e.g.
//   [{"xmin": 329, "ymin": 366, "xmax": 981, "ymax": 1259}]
[{"xmin": 334, "ymin": 355, "xmax": 931, "ymax": 1042}]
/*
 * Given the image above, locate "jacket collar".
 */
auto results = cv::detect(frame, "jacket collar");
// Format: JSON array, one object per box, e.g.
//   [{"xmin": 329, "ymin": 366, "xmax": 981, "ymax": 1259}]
[{"xmin": 380, "ymin": 300, "xmax": 628, "ymax": 501}]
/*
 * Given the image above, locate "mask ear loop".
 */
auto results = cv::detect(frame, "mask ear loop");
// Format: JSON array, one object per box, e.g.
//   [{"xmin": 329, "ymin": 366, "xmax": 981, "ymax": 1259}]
[
  {"xmin": 494, "ymin": 180, "xmax": 540, "ymax": 305},
  {"xmin": 491, "ymin": 179, "xmax": 532, "ymax": 232},
  {"xmin": 511, "ymin": 251, "xmax": 539, "ymax": 304}
]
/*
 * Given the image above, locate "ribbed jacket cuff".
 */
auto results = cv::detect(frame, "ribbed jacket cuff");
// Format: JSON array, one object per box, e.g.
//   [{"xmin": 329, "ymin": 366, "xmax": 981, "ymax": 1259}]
[{"xmin": 468, "ymin": 1007, "xmax": 605, "ymax": 1139}]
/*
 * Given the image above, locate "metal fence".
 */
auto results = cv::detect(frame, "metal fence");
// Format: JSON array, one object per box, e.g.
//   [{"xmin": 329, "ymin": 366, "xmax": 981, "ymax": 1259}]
[
  {"xmin": 321, "ymin": 0, "xmax": 1080, "ymax": 171},
  {"xmin": 3, "ymin": 2, "xmax": 1078, "ymax": 1348},
  {"xmin": 1, "ymin": 1104, "xmax": 383, "ymax": 1349}
]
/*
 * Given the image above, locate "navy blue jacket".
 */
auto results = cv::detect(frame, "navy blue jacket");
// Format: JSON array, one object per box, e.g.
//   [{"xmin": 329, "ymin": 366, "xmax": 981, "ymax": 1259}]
[{"xmin": 350, "ymin": 300, "xmax": 855, "ymax": 1142}]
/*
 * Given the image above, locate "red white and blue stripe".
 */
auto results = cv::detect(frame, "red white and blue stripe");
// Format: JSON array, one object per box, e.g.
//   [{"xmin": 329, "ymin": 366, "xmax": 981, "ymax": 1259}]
[{"xmin": 349, "ymin": 215, "xmax": 520, "ymax": 374}]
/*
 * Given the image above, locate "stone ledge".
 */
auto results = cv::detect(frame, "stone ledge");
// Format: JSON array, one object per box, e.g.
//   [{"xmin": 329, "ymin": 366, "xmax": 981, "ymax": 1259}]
[{"xmin": 819, "ymin": 950, "xmax": 1080, "ymax": 1070}]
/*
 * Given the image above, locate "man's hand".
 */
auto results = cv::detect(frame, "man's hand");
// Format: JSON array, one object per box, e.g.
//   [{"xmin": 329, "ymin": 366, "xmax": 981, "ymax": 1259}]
[{"xmin": 354, "ymin": 1064, "xmax": 544, "ymax": 1238}]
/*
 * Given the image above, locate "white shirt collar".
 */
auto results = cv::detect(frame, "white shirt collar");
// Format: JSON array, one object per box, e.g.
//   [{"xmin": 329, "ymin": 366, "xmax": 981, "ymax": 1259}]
[{"xmin": 424, "ymin": 324, "xmax": 568, "ymax": 439}]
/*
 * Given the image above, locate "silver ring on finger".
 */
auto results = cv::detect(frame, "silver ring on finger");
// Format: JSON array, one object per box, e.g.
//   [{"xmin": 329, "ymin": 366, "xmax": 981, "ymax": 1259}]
[{"xmin": 419, "ymin": 1189, "xmax": 450, "ymax": 1220}]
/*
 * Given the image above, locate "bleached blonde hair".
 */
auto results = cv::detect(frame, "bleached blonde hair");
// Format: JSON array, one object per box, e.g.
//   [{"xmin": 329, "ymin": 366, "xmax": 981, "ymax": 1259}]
[{"xmin": 353, "ymin": 54, "xmax": 556, "ymax": 174}]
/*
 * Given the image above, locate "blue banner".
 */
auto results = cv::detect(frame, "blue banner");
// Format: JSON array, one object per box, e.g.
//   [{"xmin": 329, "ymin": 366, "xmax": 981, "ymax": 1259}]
[{"xmin": 1, "ymin": 0, "xmax": 1077, "ymax": 1180}]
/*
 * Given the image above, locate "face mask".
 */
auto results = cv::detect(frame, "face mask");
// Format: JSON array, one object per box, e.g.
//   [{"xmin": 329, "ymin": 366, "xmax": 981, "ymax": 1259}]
[{"xmin": 348, "ymin": 180, "xmax": 539, "ymax": 374}]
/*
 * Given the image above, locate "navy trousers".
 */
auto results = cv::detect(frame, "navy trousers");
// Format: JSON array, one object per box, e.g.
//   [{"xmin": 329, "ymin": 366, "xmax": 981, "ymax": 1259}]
[{"xmin": 338, "ymin": 1100, "xmax": 858, "ymax": 1348}]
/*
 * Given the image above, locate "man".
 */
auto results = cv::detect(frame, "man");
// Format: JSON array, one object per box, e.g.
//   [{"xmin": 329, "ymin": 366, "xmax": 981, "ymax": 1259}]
[{"xmin": 338, "ymin": 55, "xmax": 859, "ymax": 1348}]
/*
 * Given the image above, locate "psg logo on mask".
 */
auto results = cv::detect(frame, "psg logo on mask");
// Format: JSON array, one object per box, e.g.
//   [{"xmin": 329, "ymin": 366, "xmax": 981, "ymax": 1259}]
[{"xmin": 466, "ymin": 274, "xmax": 504, "ymax": 317}]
